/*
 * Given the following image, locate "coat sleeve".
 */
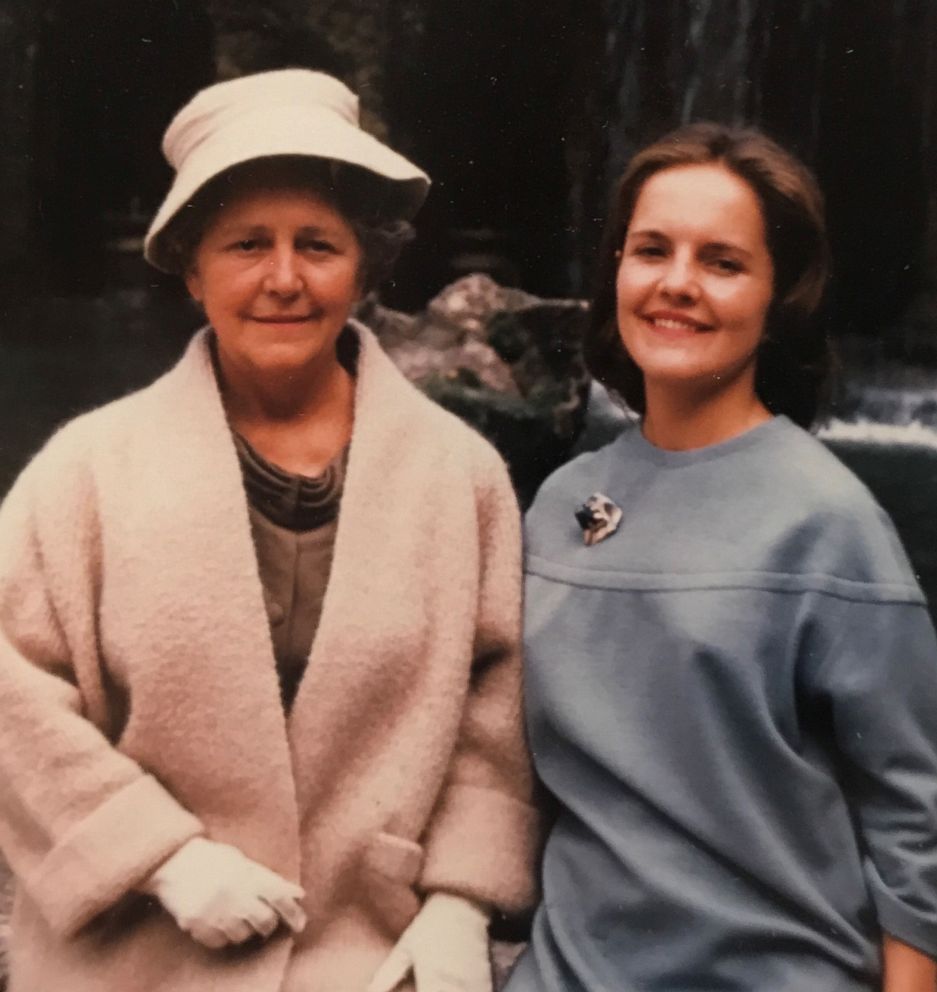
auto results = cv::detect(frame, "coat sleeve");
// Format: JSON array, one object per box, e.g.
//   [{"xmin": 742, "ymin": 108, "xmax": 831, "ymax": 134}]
[
  {"xmin": 0, "ymin": 442, "xmax": 203, "ymax": 938},
  {"xmin": 804, "ymin": 590, "xmax": 937, "ymax": 957},
  {"xmin": 417, "ymin": 447, "xmax": 540, "ymax": 914}
]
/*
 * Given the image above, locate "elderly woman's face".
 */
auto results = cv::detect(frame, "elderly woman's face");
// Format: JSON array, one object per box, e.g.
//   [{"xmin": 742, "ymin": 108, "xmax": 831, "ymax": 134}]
[
  {"xmin": 616, "ymin": 163, "xmax": 774, "ymax": 399},
  {"xmin": 185, "ymin": 187, "xmax": 363, "ymax": 384}
]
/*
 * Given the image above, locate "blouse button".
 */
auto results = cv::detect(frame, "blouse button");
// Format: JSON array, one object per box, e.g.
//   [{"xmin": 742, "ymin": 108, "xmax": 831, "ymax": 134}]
[{"xmin": 264, "ymin": 595, "xmax": 286, "ymax": 626}]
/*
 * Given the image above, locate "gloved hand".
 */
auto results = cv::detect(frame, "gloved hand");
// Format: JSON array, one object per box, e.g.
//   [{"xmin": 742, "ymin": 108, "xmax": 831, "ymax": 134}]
[
  {"xmin": 366, "ymin": 892, "xmax": 492, "ymax": 992},
  {"xmin": 141, "ymin": 837, "xmax": 306, "ymax": 950}
]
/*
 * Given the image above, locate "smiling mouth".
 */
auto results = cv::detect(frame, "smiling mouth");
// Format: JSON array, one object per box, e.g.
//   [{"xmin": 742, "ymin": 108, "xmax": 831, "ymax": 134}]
[
  {"xmin": 250, "ymin": 314, "xmax": 316, "ymax": 324},
  {"xmin": 643, "ymin": 314, "xmax": 713, "ymax": 334}
]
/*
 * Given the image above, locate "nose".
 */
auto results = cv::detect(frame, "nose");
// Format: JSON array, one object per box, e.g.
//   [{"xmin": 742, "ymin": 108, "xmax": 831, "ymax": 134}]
[
  {"xmin": 658, "ymin": 251, "xmax": 699, "ymax": 301},
  {"xmin": 263, "ymin": 246, "xmax": 303, "ymax": 296}
]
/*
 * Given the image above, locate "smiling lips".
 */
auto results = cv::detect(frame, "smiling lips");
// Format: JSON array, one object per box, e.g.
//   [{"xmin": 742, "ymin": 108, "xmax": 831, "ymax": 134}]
[
  {"xmin": 642, "ymin": 311, "xmax": 714, "ymax": 336},
  {"xmin": 250, "ymin": 313, "xmax": 318, "ymax": 324}
]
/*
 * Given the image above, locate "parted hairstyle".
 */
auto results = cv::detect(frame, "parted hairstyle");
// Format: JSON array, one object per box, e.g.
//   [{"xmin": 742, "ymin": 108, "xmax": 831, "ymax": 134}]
[
  {"xmin": 586, "ymin": 122, "xmax": 832, "ymax": 428},
  {"xmin": 157, "ymin": 155, "xmax": 413, "ymax": 294}
]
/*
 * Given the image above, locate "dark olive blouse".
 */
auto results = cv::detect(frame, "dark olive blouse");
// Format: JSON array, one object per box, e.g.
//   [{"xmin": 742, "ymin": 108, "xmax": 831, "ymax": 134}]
[{"xmin": 234, "ymin": 433, "xmax": 346, "ymax": 708}]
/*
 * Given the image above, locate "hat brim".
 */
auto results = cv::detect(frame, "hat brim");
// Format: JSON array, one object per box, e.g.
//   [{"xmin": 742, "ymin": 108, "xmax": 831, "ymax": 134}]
[{"xmin": 144, "ymin": 105, "xmax": 429, "ymax": 272}]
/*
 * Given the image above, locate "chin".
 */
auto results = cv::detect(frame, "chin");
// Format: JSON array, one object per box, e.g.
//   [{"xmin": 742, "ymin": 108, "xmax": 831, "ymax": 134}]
[
  {"xmin": 631, "ymin": 351, "xmax": 715, "ymax": 383},
  {"xmin": 642, "ymin": 370, "xmax": 715, "ymax": 393},
  {"xmin": 631, "ymin": 338, "xmax": 735, "ymax": 381},
  {"xmin": 250, "ymin": 340, "xmax": 303, "ymax": 358}
]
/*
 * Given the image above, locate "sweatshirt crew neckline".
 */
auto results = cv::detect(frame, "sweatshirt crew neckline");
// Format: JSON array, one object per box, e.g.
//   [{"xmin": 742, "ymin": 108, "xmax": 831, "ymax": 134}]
[{"xmin": 624, "ymin": 414, "xmax": 790, "ymax": 468}]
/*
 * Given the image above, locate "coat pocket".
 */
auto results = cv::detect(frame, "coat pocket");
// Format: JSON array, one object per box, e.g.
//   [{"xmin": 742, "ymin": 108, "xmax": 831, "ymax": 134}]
[{"xmin": 360, "ymin": 832, "xmax": 424, "ymax": 938}]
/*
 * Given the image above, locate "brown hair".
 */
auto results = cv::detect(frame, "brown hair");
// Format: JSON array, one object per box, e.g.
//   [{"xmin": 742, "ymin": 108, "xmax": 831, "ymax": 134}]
[{"xmin": 586, "ymin": 122, "xmax": 832, "ymax": 428}]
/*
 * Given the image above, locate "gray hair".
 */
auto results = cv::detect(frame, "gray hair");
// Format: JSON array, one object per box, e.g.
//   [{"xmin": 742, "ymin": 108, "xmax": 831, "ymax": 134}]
[{"xmin": 158, "ymin": 155, "xmax": 415, "ymax": 293}]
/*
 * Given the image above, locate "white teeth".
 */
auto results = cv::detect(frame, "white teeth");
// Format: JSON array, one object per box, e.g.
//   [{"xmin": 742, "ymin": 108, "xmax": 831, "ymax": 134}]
[{"xmin": 651, "ymin": 317, "xmax": 698, "ymax": 331}]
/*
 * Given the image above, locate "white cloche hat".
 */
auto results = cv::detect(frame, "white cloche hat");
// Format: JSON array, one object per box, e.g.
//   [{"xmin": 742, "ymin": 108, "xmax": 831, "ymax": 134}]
[{"xmin": 144, "ymin": 69, "xmax": 430, "ymax": 271}]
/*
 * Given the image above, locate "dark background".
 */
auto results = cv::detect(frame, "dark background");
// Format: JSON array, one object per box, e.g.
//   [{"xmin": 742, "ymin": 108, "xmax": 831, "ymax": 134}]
[
  {"xmin": 1, "ymin": 1, "xmax": 935, "ymax": 311},
  {"xmin": 1, "ymin": 0, "xmax": 936, "ymax": 516}
]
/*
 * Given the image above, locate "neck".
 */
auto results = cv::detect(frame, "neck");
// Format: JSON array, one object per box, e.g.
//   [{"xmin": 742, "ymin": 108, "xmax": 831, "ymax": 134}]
[
  {"xmin": 217, "ymin": 351, "xmax": 355, "ymax": 474},
  {"xmin": 641, "ymin": 373, "xmax": 772, "ymax": 452}
]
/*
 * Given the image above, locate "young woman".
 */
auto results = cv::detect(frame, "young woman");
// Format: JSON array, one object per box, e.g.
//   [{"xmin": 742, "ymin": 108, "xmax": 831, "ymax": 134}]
[
  {"xmin": 505, "ymin": 123, "xmax": 937, "ymax": 991},
  {"xmin": 0, "ymin": 69, "xmax": 537, "ymax": 992}
]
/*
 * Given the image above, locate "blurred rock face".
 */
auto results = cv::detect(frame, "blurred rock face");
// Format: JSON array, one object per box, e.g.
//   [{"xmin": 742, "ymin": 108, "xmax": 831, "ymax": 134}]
[{"xmin": 360, "ymin": 274, "xmax": 591, "ymax": 505}]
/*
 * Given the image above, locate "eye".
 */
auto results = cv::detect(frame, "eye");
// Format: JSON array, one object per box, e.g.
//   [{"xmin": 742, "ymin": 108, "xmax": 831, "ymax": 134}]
[
  {"xmin": 299, "ymin": 238, "xmax": 337, "ymax": 254},
  {"xmin": 711, "ymin": 257, "xmax": 744, "ymax": 274},
  {"xmin": 632, "ymin": 244, "xmax": 666, "ymax": 259},
  {"xmin": 228, "ymin": 238, "xmax": 263, "ymax": 253}
]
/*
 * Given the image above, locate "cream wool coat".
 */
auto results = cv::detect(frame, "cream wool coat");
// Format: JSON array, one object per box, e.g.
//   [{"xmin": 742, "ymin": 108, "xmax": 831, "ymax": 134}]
[{"xmin": 0, "ymin": 324, "xmax": 538, "ymax": 992}]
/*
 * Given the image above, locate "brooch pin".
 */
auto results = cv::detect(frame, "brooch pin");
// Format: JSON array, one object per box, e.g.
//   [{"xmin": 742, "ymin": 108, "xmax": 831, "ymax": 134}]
[{"xmin": 574, "ymin": 492, "xmax": 622, "ymax": 546}]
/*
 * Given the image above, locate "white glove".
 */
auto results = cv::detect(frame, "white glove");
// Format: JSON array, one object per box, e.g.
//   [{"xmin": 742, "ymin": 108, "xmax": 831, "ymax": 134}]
[
  {"xmin": 141, "ymin": 837, "xmax": 306, "ymax": 949},
  {"xmin": 367, "ymin": 892, "xmax": 492, "ymax": 992}
]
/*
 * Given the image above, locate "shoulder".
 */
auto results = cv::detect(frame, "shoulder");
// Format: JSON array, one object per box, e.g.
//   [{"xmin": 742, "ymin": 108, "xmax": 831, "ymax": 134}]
[
  {"xmin": 710, "ymin": 421, "xmax": 919, "ymax": 594},
  {"xmin": 423, "ymin": 404, "xmax": 517, "ymax": 513},
  {"xmin": 525, "ymin": 427, "xmax": 633, "ymax": 530},
  {"xmin": 747, "ymin": 420, "xmax": 914, "ymax": 587},
  {"xmin": 16, "ymin": 388, "xmax": 151, "ymax": 487},
  {"xmin": 756, "ymin": 418, "xmax": 877, "ymax": 514},
  {"xmin": 6, "ymin": 336, "xmax": 203, "ymax": 504},
  {"xmin": 353, "ymin": 318, "xmax": 514, "ymax": 490},
  {"xmin": 0, "ymin": 389, "xmax": 150, "ymax": 547},
  {"xmin": 521, "ymin": 433, "xmax": 629, "ymax": 569}
]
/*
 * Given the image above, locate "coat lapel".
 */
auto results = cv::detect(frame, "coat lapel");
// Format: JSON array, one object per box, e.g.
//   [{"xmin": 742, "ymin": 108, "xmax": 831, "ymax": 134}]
[
  {"xmin": 286, "ymin": 323, "xmax": 451, "ymax": 813},
  {"xmin": 151, "ymin": 326, "xmax": 450, "ymax": 841},
  {"xmin": 137, "ymin": 330, "xmax": 300, "ymax": 869}
]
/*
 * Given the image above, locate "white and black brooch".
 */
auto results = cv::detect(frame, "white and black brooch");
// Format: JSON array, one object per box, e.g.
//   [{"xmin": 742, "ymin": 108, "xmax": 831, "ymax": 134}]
[{"xmin": 574, "ymin": 492, "xmax": 622, "ymax": 546}]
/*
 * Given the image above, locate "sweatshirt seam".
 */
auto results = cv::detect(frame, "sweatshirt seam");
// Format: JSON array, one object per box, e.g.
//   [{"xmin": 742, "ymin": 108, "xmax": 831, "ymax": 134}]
[{"xmin": 526, "ymin": 555, "xmax": 925, "ymax": 605}]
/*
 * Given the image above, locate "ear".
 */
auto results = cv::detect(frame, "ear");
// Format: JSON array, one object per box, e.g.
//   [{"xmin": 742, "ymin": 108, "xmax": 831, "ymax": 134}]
[
  {"xmin": 185, "ymin": 268, "xmax": 204, "ymax": 304},
  {"xmin": 353, "ymin": 251, "xmax": 368, "ymax": 301}
]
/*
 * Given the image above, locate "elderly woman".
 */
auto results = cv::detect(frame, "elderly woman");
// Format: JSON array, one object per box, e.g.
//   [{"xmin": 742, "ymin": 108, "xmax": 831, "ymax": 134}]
[
  {"xmin": 505, "ymin": 124, "xmax": 937, "ymax": 992},
  {"xmin": 0, "ymin": 70, "xmax": 537, "ymax": 992}
]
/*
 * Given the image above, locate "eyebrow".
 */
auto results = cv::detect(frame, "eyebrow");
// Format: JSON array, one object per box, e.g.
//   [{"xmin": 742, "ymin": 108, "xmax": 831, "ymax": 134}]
[
  {"xmin": 627, "ymin": 229, "xmax": 754, "ymax": 259},
  {"xmin": 213, "ymin": 223, "xmax": 338, "ymax": 238},
  {"xmin": 703, "ymin": 241, "xmax": 753, "ymax": 259}
]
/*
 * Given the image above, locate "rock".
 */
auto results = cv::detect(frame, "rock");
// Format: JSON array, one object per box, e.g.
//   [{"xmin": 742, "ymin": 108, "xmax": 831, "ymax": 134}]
[{"xmin": 359, "ymin": 274, "xmax": 591, "ymax": 505}]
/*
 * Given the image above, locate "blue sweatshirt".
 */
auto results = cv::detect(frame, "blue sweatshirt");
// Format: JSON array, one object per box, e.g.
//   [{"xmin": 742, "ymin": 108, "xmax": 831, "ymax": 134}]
[{"xmin": 506, "ymin": 416, "xmax": 937, "ymax": 992}]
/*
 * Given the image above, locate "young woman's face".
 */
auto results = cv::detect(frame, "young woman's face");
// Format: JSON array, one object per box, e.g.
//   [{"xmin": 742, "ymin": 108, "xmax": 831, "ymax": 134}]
[
  {"xmin": 616, "ymin": 163, "xmax": 775, "ymax": 399},
  {"xmin": 186, "ymin": 187, "xmax": 363, "ymax": 382}
]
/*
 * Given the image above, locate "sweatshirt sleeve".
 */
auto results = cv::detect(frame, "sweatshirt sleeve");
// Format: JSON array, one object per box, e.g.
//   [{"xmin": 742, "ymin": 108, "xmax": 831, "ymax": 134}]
[
  {"xmin": 417, "ymin": 448, "xmax": 540, "ymax": 914},
  {"xmin": 804, "ymin": 589, "xmax": 937, "ymax": 957},
  {"xmin": 0, "ymin": 443, "xmax": 203, "ymax": 937}
]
